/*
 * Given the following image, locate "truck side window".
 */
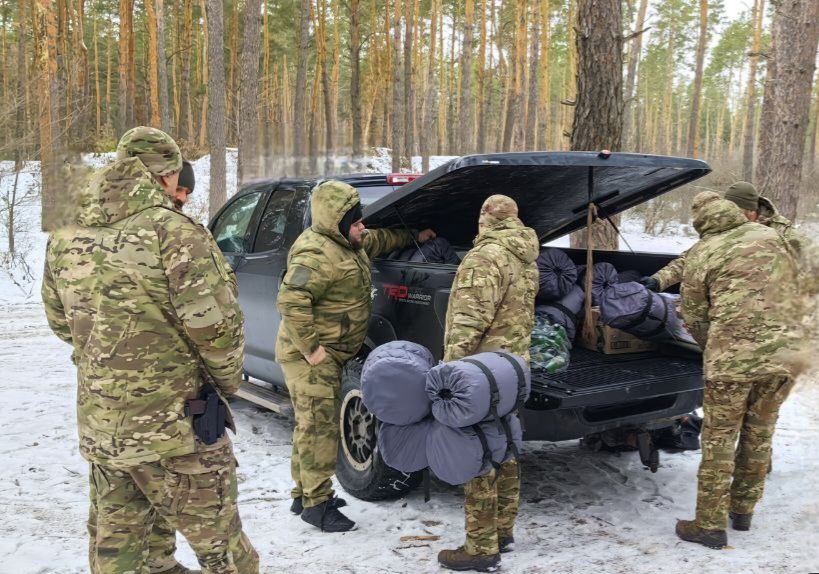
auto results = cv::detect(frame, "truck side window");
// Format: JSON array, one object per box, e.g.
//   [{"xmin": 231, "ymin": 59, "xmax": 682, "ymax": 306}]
[
  {"xmin": 254, "ymin": 189, "xmax": 295, "ymax": 252},
  {"xmin": 212, "ymin": 192, "xmax": 262, "ymax": 253}
]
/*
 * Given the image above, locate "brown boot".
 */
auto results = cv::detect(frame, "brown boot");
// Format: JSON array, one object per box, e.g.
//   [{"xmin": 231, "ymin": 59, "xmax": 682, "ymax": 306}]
[
  {"xmin": 675, "ymin": 520, "xmax": 727, "ymax": 549},
  {"xmin": 438, "ymin": 547, "xmax": 501, "ymax": 572},
  {"xmin": 729, "ymin": 511, "xmax": 753, "ymax": 531}
]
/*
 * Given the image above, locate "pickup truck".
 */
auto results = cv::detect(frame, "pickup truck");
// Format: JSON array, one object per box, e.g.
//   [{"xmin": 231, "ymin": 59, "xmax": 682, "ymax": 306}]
[{"xmin": 209, "ymin": 151, "xmax": 710, "ymax": 501}]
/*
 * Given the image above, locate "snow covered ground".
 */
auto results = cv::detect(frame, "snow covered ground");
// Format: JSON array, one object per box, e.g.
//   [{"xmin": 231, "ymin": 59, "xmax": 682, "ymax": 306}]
[
  {"xmin": 1, "ymin": 158, "xmax": 817, "ymax": 573},
  {"xmin": 1, "ymin": 301, "xmax": 817, "ymax": 573}
]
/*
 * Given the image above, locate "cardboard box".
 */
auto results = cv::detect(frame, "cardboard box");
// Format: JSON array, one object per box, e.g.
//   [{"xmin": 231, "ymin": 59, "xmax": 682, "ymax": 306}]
[{"xmin": 578, "ymin": 307, "xmax": 658, "ymax": 355}]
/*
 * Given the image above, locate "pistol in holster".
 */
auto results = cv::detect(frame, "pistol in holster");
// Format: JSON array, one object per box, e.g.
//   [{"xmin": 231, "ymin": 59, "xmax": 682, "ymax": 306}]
[{"xmin": 184, "ymin": 383, "xmax": 227, "ymax": 445}]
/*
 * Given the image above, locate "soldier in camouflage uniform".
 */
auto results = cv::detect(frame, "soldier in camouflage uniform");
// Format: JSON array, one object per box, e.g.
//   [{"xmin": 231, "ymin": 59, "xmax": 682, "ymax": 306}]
[
  {"xmin": 438, "ymin": 195, "xmax": 539, "ymax": 573},
  {"xmin": 674, "ymin": 192, "xmax": 801, "ymax": 549},
  {"xmin": 41, "ymin": 127, "xmax": 258, "ymax": 573},
  {"xmin": 276, "ymin": 179, "xmax": 434, "ymax": 532},
  {"xmin": 645, "ymin": 181, "xmax": 811, "ymax": 292}
]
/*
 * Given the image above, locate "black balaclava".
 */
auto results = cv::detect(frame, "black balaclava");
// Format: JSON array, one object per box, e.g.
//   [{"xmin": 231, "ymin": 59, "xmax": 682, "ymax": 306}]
[
  {"xmin": 178, "ymin": 159, "xmax": 195, "ymax": 192},
  {"xmin": 338, "ymin": 202, "xmax": 363, "ymax": 241}
]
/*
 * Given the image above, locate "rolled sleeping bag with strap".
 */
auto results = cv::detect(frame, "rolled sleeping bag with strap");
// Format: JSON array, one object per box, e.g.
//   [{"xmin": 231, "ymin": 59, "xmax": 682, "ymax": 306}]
[
  {"xmin": 362, "ymin": 341, "xmax": 435, "ymax": 425},
  {"xmin": 599, "ymin": 281, "xmax": 681, "ymax": 341},
  {"xmin": 426, "ymin": 414, "xmax": 523, "ymax": 486},
  {"xmin": 399, "ymin": 236, "xmax": 460, "ymax": 265},
  {"xmin": 535, "ymin": 284, "xmax": 585, "ymax": 340},
  {"xmin": 377, "ymin": 418, "xmax": 433, "ymax": 473},
  {"xmin": 576, "ymin": 262, "xmax": 619, "ymax": 306},
  {"xmin": 425, "ymin": 351, "xmax": 531, "ymax": 428},
  {"xmin": 536, "ymin": 247, "xmax": 578, "ymax": 302}
]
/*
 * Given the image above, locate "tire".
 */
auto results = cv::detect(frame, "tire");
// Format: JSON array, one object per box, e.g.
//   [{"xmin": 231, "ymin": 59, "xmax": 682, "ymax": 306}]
[{"xmin": 335, "ymin": 358, "xmax": 423, "ymax": 501}]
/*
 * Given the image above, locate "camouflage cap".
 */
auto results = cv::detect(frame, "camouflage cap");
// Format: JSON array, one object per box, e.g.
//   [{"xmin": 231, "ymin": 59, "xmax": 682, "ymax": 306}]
[
  {"xmin": 691, "ymin": 190, "xmax": 721, "ymax": 212},
  {"xmin": 116, "ymin": 126, "xmax": 183, "ymax": 176},
  {"xmin": 479, "ymin": 194, "xmax": 519, "ymax": 228},
  {"xmin": 724, "ymin": 181, "xmax": 759, "ymax": 211}
]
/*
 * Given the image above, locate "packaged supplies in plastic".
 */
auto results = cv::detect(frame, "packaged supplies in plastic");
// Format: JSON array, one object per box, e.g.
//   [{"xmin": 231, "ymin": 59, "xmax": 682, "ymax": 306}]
[
  {"xmin": 361, "ymin": 341, "xmax": 435, "ymax": 425},
  {"xmin": 426, "ymin": 414, "xmax": 523, "ymax": 486},
  {"xmin": 425, "ymin": 352, "xmax": 530, "ymax": 428},
  {"xmin": 377, "ymin": 418, "xmax": 433, "ymax": 473},
  {"xmin": 576, "ymin": 262, "xmax": 619, "ymax": 305},
  {"xmin": 529, "ymin": 318, "xmax": 571, "ymax": 375},
  {"xmin": 535, "ymin": 284, "xmax": 585, "ymax": 340},
  {"xmin": 397, "ymin": 236, "xmax": 460, "ymax": 264},
  {"xmin": 535, "ymin": 247, "xmax": 578, "ymax": 301},
  {"xmin": 599, "ymin": 281, "xmax": 681, "ymax": 341}
]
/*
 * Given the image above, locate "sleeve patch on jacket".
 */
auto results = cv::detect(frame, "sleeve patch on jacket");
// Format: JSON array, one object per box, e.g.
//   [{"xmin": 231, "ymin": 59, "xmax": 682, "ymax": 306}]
[
  {"xmin": 289, "ymin": 265, "xmax": 312, "ymax": 287},
  {"xmin": 456, "ymin": 268, "xmax": 474, "ymax": 289}
]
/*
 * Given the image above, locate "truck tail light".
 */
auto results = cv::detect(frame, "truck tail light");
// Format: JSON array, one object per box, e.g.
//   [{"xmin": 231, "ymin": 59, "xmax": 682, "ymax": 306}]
[{"xmin": 387, "ymin": 173, "xmax": 422, "ymax": 185}]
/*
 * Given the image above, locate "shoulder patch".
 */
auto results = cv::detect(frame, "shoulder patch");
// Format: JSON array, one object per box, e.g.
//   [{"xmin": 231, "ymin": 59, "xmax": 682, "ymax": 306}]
[
  {"xmin": 289, "ymin": 265, "xmax": 312, "ymax": 287},
  {"xmin": 456, "ymin": 268, "xmax": 474, "ymax": 289}
]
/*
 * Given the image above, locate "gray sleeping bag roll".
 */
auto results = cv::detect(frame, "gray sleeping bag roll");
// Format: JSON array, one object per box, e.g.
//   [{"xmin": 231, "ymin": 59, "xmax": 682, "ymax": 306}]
[
  {"xmin": 536, "ymin": 247, "xmax": 577, "ymax": 301},
  {"xmin": 577, "ymin": 262, "xmax": 619, "ymax": 305},
  {"xmin": 377, "ymin": 418, "xmax": 432, "ymax": 473},
  {"xmin": 362, "ymin": 341, "xmax": 435, "ymax": 425},
  {"xmin": 427, "ymin": 415, "xmax": 523, "ymax": 485},
  {"xmin": 535, "ymin": 284, "xmax": 585, "ymax": 340},
  {"xmin": 397, "ymin": 237, "xmax": 460, "ymax": 264},
  {"xmin": 426, "ymin": 352, "xmax": 530, "ymax": 428},
  {"xmin": 599, "ymin": 281, "xmax": 681, "ymax": 340}
]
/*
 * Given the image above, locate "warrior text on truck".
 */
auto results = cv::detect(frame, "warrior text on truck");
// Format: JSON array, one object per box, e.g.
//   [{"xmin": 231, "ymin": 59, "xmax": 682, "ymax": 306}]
[{"xmin": 209, "ymin": 152, "xmax": 711, "ymax": 500}]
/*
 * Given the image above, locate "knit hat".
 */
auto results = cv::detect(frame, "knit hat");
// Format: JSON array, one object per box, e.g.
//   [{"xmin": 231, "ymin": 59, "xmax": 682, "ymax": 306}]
[
  {"xmin": 178, "ymin": 160, "xmax": 195, "ymax": 192},
  {"xmin": 338, "ymin": 202, "xmax": 363, "ymax": 241},
  {"xmin": 724, "ymin": 181, "xmax": 759, "ymax": 211}
]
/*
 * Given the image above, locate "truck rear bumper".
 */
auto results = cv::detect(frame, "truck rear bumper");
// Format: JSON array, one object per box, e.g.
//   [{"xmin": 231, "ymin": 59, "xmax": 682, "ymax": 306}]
[{"xmin": 521, "ymin": 346, "xmax": 704, "ymax": 442}]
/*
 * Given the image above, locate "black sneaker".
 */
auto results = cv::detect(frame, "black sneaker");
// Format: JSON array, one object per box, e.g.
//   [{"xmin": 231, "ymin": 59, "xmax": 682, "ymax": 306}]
[
  {"xmin": 290, "ymin": 495, "xmax": 347, "ymax": 515},
  {"xmin": 498, "ymin": 535, "xmax": 515, "ymax": 553},
  {"xmin": 301, "ymin": 500, "xmax": 357, "ymax": 532},
  {"xmin": 729, "ymin": 511, "xmax": 753, "ymax": 531}
]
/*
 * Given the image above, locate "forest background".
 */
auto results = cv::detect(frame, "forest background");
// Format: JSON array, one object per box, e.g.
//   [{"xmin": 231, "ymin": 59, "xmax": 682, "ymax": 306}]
[{"xmin": 1, "ymin": 0, "xmax": 817, "ymax": 253}]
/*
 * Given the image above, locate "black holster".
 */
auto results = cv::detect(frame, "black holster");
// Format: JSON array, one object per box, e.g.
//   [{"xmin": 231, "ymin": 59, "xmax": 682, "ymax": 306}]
[{"xmin": 184, "ymin": 383, "xmax": 227, "ymax": 445}]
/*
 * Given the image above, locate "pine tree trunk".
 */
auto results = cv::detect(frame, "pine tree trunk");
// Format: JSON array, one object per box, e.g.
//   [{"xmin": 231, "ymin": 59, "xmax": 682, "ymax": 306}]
[
  {"xmin": 15, "ymin": 0, "xmax": 27, "ymax": 168},
  {"xmin": 207, "ymin": 0, "xmax": 227, "ymax": 218},
  {"xmin": 293, "ymin": 0, "xmax": 310, "ymax": 174},
  {"xmin": 319, "ymin": 0, "xmax": 334, "ymax": 172},
  {"xmin": 458, "ymin": 0, "xmax": 474, "ymax": 154},
  {"xmin": 93, "ymin": 13, "xmax": 101, "ymax": 134},
  {"xmin": 390, "ymin": 0, "xmax": 404, "ymax": 171},
  {"xmin": 199, "ymin": 0, "xmax": 209, "ymax": 149},
  {"xmin": 569, "ymin": 0, "xmax": 623, "ymax": 250},
  {"xmin": 403, "ymin": 0, "xmax": 415, "ymax": 163},
  {"xmin": 180, "ymin": 0, "xmax": 193, "ymax": 141},
  {"xmin": 421, "ymin": 0, "xmax": 439, "ymax": 172},
  {"xmin": 238, "ymin": 0, "xmax": 261, "ymax": 182},
  {"xmin": 537, "ymin": 0, "xmax": 550, "ymax": 149},
  {"xmin": 156, "ymin": 0, "xmax": 171, "ymax": 132},
  {"xmin": 502, "ymin": 0, "xmax": 526, "ymax": 151},
  {"xmin": 350, "ymin": 0, "xmax": 362, "ymax": 157},
  {"xmin": 741, "ymin": 0, "xmax": 765, "ymax": 180},
  {"xmin": 561, "ymin": 0, "xmax": 576, "ymax": 146},
  {"xmin": 754, "ymin": 0, "xmax": 818, "ymax": 220},
  {"xmin": 623, "ymin": 0, "xmax": 648, "ymax": 148},
  {"xmin": 686, "ymin": 0, "xmax": 707, "ymax": 158},
  {"xmin": 117, "ymin": 0, "xmax": 131, "ymax": 135},
  {"xmin": 525, "ymin": 4, "xmax": 540, "ymax": 150},
  {"xmin": 146, "ymin": 0, "xmax": 162, "ymax": 127}
]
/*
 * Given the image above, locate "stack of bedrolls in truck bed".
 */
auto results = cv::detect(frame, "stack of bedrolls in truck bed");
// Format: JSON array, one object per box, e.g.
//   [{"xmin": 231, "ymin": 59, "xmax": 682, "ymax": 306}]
[
  {"xmin": 535, "ymin": 247, "xmax": 688, "ymax": 346},
  {"xmin": 361, "ymin": 341, "xmax": 528, "ymax": 485}
]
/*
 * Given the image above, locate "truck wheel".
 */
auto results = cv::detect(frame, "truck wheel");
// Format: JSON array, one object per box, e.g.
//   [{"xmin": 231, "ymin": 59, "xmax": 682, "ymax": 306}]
[{"xmin": 335, "ymin": 359, "xmax": 423, "ymax": 501}]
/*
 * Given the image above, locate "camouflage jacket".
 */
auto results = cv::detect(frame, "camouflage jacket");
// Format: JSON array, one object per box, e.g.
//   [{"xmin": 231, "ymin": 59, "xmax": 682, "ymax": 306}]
[
  {"xmin": 652, "ymin": 195, "xmax": 812, "ymax": 292},
  {"xmin": 275, "ymin": 181, "xmax": 413, "ymax": 367},
  {"xmin": 443, "ymin": 217, "xmax": 539, "ymax": 362},
  {"xmin": 41, "ymin": 157, "xmax": 244, "ymax": 468},
  {"xmin": 680, "ymin": 198, "xmax": 801, "ymax": 383}
]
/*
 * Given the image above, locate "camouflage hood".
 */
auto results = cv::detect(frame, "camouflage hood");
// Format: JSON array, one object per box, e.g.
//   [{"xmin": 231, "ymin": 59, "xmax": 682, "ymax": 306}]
[
  {"xmin": 757, "ymin": 196, "xmax": 788, "ymax": 227},
  {"xmin": 310, "ymin": 180, "xmax": 360, "ymax": 249},
  {"xmin": 693, "ymin": 197, "xmax": 747, "ymax": 238},
  {"xmin": 77, "ymin": 157, "xmax": 174, "ymax": 227},
  {"xmin": 475, "ymin": 216, "xmax": 540, "ymax": 264}
]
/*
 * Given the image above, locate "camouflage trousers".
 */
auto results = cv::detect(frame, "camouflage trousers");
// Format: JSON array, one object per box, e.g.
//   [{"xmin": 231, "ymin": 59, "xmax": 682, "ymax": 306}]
[
  {"xmin": 695, "ymin": 377, "xmax": 794, "ymax": 531},
  {"xmin": 281, "ymin": 357, "xmax": 342, "ymax": 508},
  {"xmin": 463, "ymin": 459, "xmax": 520, "ymax": 556},
  {"xmin": 87, "ymin": 439, "xmax": 259, "ymax": 574}
]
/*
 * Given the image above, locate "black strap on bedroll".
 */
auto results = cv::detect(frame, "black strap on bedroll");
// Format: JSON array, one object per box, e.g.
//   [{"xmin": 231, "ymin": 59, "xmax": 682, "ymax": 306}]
[
  {"xmin": 548, "ymin": 301, "xmax": 578, "ymax": 326},
  {"xmin": 619, "ymin": 289, "xmax": 669, "ymax": 338},
  {"xmin": 493, "ymin": 352, "xmax": 525, "ymax": 461},
  {"xmin": 472, "ymin": 423, "xmax": 501, "ymax": 482},
  {"xmin": 462, "ymin": 358, "xmax": 500, "ymax": 419},
  {"xmin": 422, "ymin": 468, "xmax": 431, "ymax": 502}
]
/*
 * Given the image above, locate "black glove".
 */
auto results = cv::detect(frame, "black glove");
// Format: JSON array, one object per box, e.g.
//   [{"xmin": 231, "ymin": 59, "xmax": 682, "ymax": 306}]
[{"xmin": 639, "ymin": 276, "xmax": 660, "ymax": 292}]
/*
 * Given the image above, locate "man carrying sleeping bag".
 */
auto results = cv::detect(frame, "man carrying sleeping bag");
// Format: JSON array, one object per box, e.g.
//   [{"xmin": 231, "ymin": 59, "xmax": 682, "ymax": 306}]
[
  {"xmin": 438, "ymin": 195, "xmax": 539, "ymax": 572},
  {"xmin": 276, "ymin": 179, "xmax": 435, "ymax": 532}
]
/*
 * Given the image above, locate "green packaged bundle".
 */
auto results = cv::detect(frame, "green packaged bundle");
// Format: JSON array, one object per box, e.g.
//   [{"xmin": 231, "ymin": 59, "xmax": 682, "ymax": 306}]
[{"xmin": 530, "ymin": 316, "xmax": 571, "ymax": 374}]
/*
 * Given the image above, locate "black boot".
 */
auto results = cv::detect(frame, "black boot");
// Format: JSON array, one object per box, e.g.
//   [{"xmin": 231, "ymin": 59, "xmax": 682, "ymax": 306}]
[
  {"xmin": 301, "ymin": 500, "xmax": 356, "ymax": 532},
  {"xmin": 729, "ymin": 512, "xmax": 753, "ymax": 531},
  {"xmin": 438, "ymin": 547, "xmax": 500, "ymax": 572},
  {"xmin": 675, "ymin": 520, "xmax": 727, "ymax": 549},
  {"xmin": 290, "ymin": 495, "xmax": 347, "ymax": 515},
  {"xmin": 498, "ymin": 535, "xmax": 515, "ymax": 553}
]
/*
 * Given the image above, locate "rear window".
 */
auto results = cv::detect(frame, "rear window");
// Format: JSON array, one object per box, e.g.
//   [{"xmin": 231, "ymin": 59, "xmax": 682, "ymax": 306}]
[{"xmin": 356, "ymin": 185, "xmax": 394, "ymax": 206}]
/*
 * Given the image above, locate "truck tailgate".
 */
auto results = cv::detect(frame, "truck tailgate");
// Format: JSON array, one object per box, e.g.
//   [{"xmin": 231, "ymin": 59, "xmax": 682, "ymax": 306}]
[{"xmin": 531, "ymin": 347, "xmax": 703, "ymax": 408}]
